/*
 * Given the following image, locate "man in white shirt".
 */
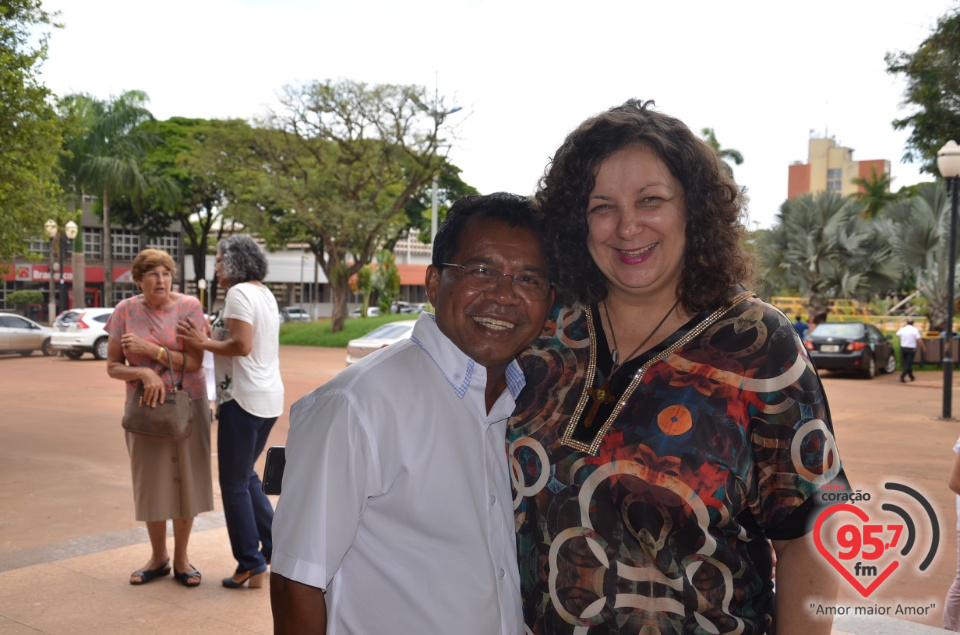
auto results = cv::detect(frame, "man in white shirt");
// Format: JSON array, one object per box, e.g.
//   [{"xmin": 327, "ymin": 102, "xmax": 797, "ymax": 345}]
[
  {"xmin": 896, "ymin": 319, "xmax": 925, "ymax": 382},
  {"xmin": 270, "ymin": 192, "xmax": 555, "ymax": 634}
]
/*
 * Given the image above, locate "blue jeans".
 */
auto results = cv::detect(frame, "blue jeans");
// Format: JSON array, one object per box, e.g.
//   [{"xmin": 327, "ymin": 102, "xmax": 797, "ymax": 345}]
[{"xmin": 218, "ymin": 399, "xmax": 276, "ymax": 572}]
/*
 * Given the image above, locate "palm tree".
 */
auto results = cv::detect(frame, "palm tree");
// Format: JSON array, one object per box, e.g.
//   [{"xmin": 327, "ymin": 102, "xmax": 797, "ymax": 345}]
[
  {"xmin": 700, "ymin": 127, "xmax": 744, "ymax": 177},
  {"xmin": 877, "ymin": 182, "xmax": 956, "ymax": 330},
  {"xmin": 60, "ymin": 91, "xmax": 159, "ymax": 306},
  {"xmin": 851, "ymin": 167, "xmax": 901, "ymax": 218},
  {"xmin": 756, "ymin": 191, "xmax": 899, "ymax": 323}
]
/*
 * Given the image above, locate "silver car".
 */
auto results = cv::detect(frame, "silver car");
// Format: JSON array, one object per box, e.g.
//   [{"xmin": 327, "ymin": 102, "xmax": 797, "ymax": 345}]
[{"xmin": 0, "ymin": 313, "xmax": 55, "ymax": 357}]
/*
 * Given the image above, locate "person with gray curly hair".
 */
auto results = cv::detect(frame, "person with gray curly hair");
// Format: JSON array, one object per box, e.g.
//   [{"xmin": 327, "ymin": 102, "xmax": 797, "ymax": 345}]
[{"xmin": 178, "ymin": 234, "xmax": 284, "ymax": 590}]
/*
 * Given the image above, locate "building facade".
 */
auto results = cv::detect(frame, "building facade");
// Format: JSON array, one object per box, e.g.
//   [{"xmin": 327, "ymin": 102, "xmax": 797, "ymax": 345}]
[
  {"xmin": 2, "ymin": 201, "xmax": 430, "ymax": 323},
  {"xmin": 788, "ymin": 136, "xmax": 890, "ymax": 200}
]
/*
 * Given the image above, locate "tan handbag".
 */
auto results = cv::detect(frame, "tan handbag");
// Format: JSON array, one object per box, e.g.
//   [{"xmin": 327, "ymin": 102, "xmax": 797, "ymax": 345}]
[{"xmin": 122, "ymin": 346, "xmax": 193, "ymax": 441}]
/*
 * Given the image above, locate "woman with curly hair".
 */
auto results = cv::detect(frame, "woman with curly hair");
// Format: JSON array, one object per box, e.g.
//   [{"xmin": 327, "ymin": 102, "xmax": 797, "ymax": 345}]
[
  {"xmin": 178, "ymin": 235, "xmax": 284, "ymax": 590},
  {"xmin": 508, "ymin": 100, "xmax": 845, "ymax": 634}
]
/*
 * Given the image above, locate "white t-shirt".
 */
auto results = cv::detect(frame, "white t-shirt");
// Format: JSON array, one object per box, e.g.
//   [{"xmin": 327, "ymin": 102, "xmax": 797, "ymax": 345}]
[
  {"xmin": 896, "ymin": 324, "xmax": 923, "ymax": 348},
  {"xmin": 212, "ymin": 282, "xmax": 284, "ymax": 418},
  {"xmin": 271, "ymin": 313, "xmax": 524, "ymax": 635}
]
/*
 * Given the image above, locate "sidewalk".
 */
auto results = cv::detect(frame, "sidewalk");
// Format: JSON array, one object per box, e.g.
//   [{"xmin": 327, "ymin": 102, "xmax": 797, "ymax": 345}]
[{"xmin": 1, "ymin": 348, "xmax": 959, "ymax": 633}]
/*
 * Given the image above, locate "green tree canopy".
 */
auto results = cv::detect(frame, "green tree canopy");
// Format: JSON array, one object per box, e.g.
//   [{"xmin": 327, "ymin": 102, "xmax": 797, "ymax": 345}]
[
  {"xmin": 755, "ymin": 192, "xmax": 899, "ymax": 322},
  {"xmin": 877, "ymin": 182, "xmax": 957, "ymax": 330},
  {"xmin": 59, "ymin": 90, "xmax": 167, "ymax": 305},
  {"xmin": 700, "ymin": 127, "xmax": 743, "ymax": 177},
  {"xmin": 851, "ymin": 167, "xmax": 901, "ymax": 218},
  {"xmin": 246, "ymin": 79, "xmax": 461, "ymax": 332},
  {"xmin": 136, "ymin": 117, "xmax": 257, "ymax": 291},
  {"xmin": 0, "ymin": 0, "xmax": 62, "ymax": 261},
  {"xmin": 886, "ymin": 6, "xmax": 960, "ymax": 172}
]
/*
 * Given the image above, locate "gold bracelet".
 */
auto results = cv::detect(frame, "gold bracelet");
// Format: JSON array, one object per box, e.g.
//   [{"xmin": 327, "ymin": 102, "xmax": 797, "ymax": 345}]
[{"xmin": 156, "ymin": 347, "xmax": 165, "ymax": 363}]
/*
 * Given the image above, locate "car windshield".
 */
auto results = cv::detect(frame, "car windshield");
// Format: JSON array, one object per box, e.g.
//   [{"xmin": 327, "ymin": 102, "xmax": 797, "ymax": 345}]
[
  {"xmin": 362, "ymin": 323, "xmax": 413, "ymax": 339},
  {"xmin": 811, "ymin": 323, "xmax": 864, "ymax": 338}
]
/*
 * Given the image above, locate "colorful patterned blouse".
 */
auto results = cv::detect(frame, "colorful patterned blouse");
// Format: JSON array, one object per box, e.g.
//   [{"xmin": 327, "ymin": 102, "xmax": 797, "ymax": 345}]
[{"xmin": 508, "ymin": 290, "xmax": 843, "ymax": 634}]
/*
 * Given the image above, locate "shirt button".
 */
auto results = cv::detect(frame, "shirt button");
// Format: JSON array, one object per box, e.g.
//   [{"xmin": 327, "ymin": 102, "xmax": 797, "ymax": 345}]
[
  {"xmin": 171, "ymin": 457, "xmax": 178, "ymax": 463},
  {"xmin": 490, "ymin": 495, "xmax": 497, "ymax": 506},
  {"xmin": 498, "ymin": 568, "xmax": 505, "ymax": 579}
]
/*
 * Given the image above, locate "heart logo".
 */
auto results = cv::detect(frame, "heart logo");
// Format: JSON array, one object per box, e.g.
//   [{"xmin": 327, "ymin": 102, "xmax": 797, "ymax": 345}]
[{"xmin": 813, "ymin": 503, "xmax": 900, "ymax": 598}]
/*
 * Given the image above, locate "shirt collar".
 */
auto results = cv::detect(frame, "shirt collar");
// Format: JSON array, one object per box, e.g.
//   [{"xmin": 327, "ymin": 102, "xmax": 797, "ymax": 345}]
[{"xmin": 410, "ymin": 312, "xmax": 526, "ymax": 400}]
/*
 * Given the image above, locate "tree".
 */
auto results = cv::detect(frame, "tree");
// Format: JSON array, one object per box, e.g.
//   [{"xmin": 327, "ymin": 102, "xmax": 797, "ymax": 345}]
[
  {"xmin": 137, "ymin": 117, "xmax": 256, "ymax": 289},
  {"xmin": 0, "ymin": 0, "xmax": 62, "ymax": 261},
  {"xmin": 60, "ymin": 91, "xmax": 164, "ymax": 306},
  {"xmin": 700, "ymin": 127, "xmax": 744, "ymax": 177},
  {"xmin": 351, "ymin": 264, "xmax": 375, "ymax": 318},
  {"xmin": 851, "ymin": 167, "xmax": 901, "ymax": 218},
  {"xmin": 372, "ymin": 249, "xmax": 401, "ymax": 313},
  {"xmin": 401, "ymin": 162, "xmax": 479, "ymax": 245},
  {"xmin": 885, "ymin": 6, "xmax": 960, "ymax": 172},
  {"xmin": 755, "ymin": 191, "xmax": 899, "ymax": 323},
  {"xmin": 250, "ymin": 79, "xmax": 459, "ymax": 332},
  {"xmin": 877, "ymin": 182, "xmax": 957, "ymax": 330}
]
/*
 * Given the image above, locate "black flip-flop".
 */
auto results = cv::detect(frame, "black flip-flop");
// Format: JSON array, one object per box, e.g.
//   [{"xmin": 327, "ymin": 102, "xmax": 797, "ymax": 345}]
[
  {"xmin": 174, "ymin": 566, "xmax": 202, "ymax": 587},
  {"xmin": 130, "ymin": 559, "xmax": 171, "ymax": 585}
]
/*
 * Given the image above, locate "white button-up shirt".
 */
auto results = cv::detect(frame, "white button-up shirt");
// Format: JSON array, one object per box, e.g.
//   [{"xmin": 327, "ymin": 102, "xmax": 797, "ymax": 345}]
[{"xmin": 272, "ymin": 313, "xmax": 524, "ymax": 635}]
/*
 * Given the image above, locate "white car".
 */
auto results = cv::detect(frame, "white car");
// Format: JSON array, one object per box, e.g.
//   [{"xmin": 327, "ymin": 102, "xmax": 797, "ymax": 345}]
[
  {"xmin": 51, "ymin": 308, "xmax": 115, "ymax": 360},
  {"xmin": 345, "ymin": 320, "xmax": 416, "ymax": 366},
  {"xmin": 349, "ymin": 306, "xmax": 381, "ymax": 318},
  {"xmin": 0, "ymin": 312, "xmax": 55, "ymax": 357},
  {"xmin": 279, "ymin": 306, "xmax": 311, "ymax": 323}
]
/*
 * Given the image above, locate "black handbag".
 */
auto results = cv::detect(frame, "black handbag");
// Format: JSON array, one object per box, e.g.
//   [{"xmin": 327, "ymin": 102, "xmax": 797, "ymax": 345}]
[{"xmin": 122, "ymin": 346, "xmax": 193, "ymax": 441}]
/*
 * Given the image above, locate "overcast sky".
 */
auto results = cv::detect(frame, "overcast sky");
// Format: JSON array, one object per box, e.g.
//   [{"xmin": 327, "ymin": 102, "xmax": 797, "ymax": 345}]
[{"xmin": 35, "ymin": 0, "xmax": 957, "ymax": 229}]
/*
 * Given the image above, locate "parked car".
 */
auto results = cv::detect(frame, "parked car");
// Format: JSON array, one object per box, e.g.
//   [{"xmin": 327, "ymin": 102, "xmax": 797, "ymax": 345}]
[
  {"xmin": 51, "ymin": 308, "xmax": 115, "ymax": 360},
  {"xmin": 345, "ymin": 320, "xmax": 416, "ymax": 366},
  {"xmin": 804, "ymin": 322, "xmax": 896, "ymax": 379},
  {"xmin": 279, "ymin": 306, "xmax": 311, "ymax": 323},
  {"xmin": 349, "ymin": 306, "xmax": 381, "ymax": 318},
  {"xmin": 53, "ymin": 309, "xmax": 82, "ymax": 328},
  {"xmin": 392, "ymin": 301, "xmax": 425, "ymax": 315},
  {"xmin": 0, "ymin": 312, "xmax": 55, "ymax": 357}
]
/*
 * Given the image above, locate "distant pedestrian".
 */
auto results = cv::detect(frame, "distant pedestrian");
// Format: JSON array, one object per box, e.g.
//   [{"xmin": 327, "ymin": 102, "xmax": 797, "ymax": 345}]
[
  {"xmin": 793, "ymin": 314, "xmax": 809, "ymax": 339},
  {"xmin": 896, "ymin": 319, "xmax": 925, "ymax": 382}
]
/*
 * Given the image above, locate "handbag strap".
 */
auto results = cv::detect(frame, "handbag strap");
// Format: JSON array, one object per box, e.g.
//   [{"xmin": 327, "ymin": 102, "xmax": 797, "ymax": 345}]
[{"xmin": 161, "ymin": 346, "xmax": 187, "ymax": 391}]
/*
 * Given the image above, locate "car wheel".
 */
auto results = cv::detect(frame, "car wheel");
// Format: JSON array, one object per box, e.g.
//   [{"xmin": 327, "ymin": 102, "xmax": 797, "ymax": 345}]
[
  {"xmin": 883, "ymin": 352, "xmax": 897, "ymax": 374},
  {"xmin": 41, "ymin": 338, "xmax": 55, "ymax": 357},
  {"xmin": 93, "ymin": 337, "xmax": 109, "ymax": 360},
  {"xmin": 64, "ymin": 350, "xmax": 84, "ymax": 360},
  {"xmin": 861, "ymin": 354, "xmax": 877, "ymax": 379}
]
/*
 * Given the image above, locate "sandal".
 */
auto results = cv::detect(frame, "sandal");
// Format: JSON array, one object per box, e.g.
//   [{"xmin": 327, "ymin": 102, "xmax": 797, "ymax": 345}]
[
  {"xmin": 130, "ymin": 558, "xmax": 171, "ymax": 585},
  {"xmin": 174, "ymin": 565, "xmax": 202, "ymax": 588}
]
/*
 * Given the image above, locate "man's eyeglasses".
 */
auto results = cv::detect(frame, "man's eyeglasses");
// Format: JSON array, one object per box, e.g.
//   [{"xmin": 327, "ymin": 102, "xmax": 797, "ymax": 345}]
[{"xmin": 440, "ymin": 263, "xmax": 553, "ymax": 301}]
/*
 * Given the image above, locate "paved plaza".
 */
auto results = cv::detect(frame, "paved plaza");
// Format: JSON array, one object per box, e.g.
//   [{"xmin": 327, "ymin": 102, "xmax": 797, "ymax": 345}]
[{"xmin": 1, "ymin": 346, "xmax": 959, "ymax": 633}]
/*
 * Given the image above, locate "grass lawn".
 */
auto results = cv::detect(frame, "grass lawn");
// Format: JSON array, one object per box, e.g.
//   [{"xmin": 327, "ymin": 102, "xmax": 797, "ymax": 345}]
[{"xmin": 279, "ymin": 314, "xmax": 419, "ymax": 348}]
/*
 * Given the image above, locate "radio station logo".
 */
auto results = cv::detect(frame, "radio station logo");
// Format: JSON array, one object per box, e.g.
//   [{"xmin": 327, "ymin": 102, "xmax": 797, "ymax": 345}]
[{"xmin": 813, "ymin": 481, "xmax": 939, "ymax": 598}]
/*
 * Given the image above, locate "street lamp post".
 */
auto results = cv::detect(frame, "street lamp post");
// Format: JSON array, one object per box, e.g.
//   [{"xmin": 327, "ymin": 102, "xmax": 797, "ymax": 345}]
[
  {"xmin": 197, "ymin": 279, "xmax": 207, "ymax": 314},
  {"xmin": 937, "ymin": 140, "xmax": 960, "ymax": 420},
  {"xmin": 414, "ymin": 82, "xmax": 461, "ymax": 242},
  {"xmin": 44, "ymin": 220, "xmax": 78, "ymax": 320},
  {"xmin": 44, "ymin": 220, "xmax": 57, "ymax": 321}
]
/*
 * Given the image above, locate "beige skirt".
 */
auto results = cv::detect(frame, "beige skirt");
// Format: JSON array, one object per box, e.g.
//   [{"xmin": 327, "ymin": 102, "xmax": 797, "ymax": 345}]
[{"xmin": 125, "ymin": 398, "xmax": 214, "ymax": 522}]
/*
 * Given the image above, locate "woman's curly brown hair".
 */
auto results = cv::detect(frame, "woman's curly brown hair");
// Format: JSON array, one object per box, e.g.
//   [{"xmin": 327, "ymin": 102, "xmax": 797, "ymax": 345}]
[{"xmin": 535, "ymin": 99, "xmax": 753, "ymax": 314}]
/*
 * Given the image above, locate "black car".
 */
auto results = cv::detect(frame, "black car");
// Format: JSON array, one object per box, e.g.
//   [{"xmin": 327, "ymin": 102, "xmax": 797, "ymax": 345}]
[{"xmin": 804, "ymin": 322, "xmax": 897, "ymax": 379}]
